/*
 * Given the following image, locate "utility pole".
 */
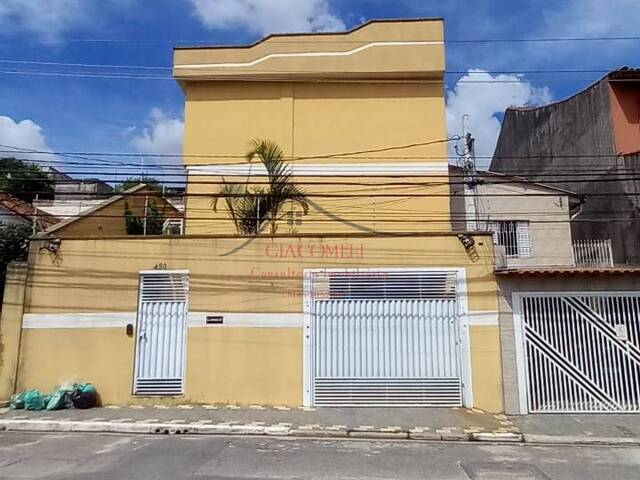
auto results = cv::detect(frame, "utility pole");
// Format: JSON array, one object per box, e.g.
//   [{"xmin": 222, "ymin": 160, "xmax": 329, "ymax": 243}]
[
  {"xmin": 143, "ymin": 195, "xmax": 149, "ymax": 236},
  {"xmin": 458, "ymin": 115, "xmax": 479, "ymax": 231},
  {"xmin": 32, "ymin": 194, "xmax": 39, "ymax": 235}
]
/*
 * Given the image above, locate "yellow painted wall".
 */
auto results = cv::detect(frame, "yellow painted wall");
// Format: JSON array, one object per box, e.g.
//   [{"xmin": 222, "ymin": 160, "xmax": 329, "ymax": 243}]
[
  {"xmin": 0, "ymin": 263, "xmax": 27, "ymax": 400},
  {"xmin": 18, "ymin": 328, "xmax": 136, "ymax": 405},
  {"xmin": 17, "ymin": 328, "xmax": 302, "ymax": 406},
  {"xmin": 186, "ymin": 174, "xmax": 451, "ymax": 235},
  {"xmin": 174, "ymin": 19, "xmax": 445, "ymax": 80},
  {"xmin": 52, "ymin": 192, "xmax": 179, "ymax": 238},
  {"xmin": 183, "ymin": 81, "xmax": 447, "ymax": 165},
  {"xmin": 24, "ymin": 235, "xmax": 497, "ymax": 314},
  {"xmin": 469, "ymin": 325, "xmax": 503, "ymax": 413},
  {"xmin": 186, "ymin": 328, "xmax": 302, "ymax": 406},
  {"xmin": 14, "ymin": 235, "xmax": 501, "ymax": 409},
  {"xmin": 183, "ymin": 81, "xmax": 448, "ymax": 234}
]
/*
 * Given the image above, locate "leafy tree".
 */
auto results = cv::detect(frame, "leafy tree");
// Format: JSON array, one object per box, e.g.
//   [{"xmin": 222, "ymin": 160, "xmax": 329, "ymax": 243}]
[
  {"xmin": 213, "ymin": 139, "xmax": 308, "ymax": 235},
  {"xmin": 116, "ymin": 176, "xmax": 162, "ymax": 192},
  {"xmin": 0, "ymin": 158, "xmax": 53, "ymax": 203},
  {"xmin": 0, "ymin": 223, "xmax": 31, "ymax": 300}
]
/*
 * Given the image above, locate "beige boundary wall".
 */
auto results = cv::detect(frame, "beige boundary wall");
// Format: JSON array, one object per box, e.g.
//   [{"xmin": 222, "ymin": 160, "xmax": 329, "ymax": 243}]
[{"xmin": 6, "ymin": 234, "xmax": 503, "ymax": 411}]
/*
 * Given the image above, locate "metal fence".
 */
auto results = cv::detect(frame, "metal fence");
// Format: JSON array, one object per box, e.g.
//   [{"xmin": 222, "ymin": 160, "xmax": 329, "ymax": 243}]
[{"xmin": 573, "ymin": 239, "xmax": 614, "ymax": 267}]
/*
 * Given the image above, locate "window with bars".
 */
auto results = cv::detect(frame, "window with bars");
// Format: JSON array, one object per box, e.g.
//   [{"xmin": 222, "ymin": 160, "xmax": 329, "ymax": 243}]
[{"xmin": 491, "ymin": 220, "xmax": 532, "ymax": 258}]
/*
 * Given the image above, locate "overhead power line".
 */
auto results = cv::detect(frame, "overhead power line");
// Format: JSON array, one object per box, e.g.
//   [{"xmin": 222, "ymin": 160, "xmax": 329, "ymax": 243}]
[
  {"xmin": 3, "ymin": 189, "xmax": 640, "ymax": 199},
  {"xmin": 0, "ymin": 58, "xmax": 630, "ymax": 76},
  {"xmin": 19, "ymin": 34, "xmax": 640, "ymax": 44},
  {"xmin": 1, "ymin": 68, "xmax": 639, "ymax": 83}
]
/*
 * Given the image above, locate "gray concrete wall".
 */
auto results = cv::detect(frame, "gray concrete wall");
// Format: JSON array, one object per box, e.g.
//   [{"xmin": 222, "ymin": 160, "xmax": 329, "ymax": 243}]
[
  {"xmin": 491, "ymin": 80, "xmax": 640, "ymax": 265},
  {"xmin": 498, "ymin": 274, "xmax": 640, "ymax": 414},
  {"xmin": 449, "ymin": 171, "xmax": 575, "ymax": 268},
  {"xmin": 476, "ymin": 182, "xmax": 575, "ymax": 268}
]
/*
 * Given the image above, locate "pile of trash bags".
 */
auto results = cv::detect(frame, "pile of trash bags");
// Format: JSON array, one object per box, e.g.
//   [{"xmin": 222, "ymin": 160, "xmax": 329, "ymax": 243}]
[{"xmin": 10, "ymin": 383, "xmax": 97, "ymax": 411}]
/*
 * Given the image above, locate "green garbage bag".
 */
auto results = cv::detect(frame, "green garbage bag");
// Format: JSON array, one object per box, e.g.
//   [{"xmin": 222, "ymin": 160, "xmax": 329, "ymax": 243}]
[
  {"xmin": 10, "ymin": 392, "xmax": 26, "ymax": 410},
  {"xmin": 46, "ymin": 386, "xmax": 74, "ymax": 411},
  {"xmin": 22, "ymin": 389, "xmax": 48, "ymax": 411}
]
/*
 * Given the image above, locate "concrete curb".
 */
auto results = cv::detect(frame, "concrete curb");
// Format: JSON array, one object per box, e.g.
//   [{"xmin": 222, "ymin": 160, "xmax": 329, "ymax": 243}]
[
  {"xmin": 2, "ymin": 419, "xmax": 635, "ymax": 446},
  {"xmin": 523, "ymin": 434, "xmax": 640, "ymax": 446}
]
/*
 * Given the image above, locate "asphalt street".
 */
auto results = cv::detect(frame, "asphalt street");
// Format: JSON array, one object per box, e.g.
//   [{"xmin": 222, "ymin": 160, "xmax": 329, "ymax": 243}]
[{"xmin": 0, "ymin": 432, "xmax": 639, "ymax": 479}]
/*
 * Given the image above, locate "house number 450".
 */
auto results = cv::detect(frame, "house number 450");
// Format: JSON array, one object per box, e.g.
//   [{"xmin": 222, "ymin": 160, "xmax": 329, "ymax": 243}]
[{"xmin": 154, "ymin": 263, "xmax": 168, "ymax": 270}]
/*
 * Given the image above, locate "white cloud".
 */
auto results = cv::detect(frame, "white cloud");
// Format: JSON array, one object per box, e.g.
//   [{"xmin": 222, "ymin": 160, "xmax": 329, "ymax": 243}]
[
  {"xmin": 0, "ymin": 115, "xmax": 56, "ymax": 162},
  {"xmin": 130, "ymin": 108, "xmax": 184, "ymax": 157},
  {"xmin": 0, "ymin": 0, "xmax": 134, "ymax": 42},
  {"xmin": 188, "ymin": 0, "xmax": 345, "ymax": 35},
  {"xmin": 446, "ymin": 70, "xmax": 552, "ymax": 169}
]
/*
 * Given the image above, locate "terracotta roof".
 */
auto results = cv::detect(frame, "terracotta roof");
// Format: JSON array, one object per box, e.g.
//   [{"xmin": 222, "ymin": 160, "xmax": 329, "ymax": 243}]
[
  {"xmin": 495, "ymin": 266, "xmax": 640, "ymax": 276},
  {"xmin": 0, "ymin": 193, "xmax": 60, "ymax": 229}
]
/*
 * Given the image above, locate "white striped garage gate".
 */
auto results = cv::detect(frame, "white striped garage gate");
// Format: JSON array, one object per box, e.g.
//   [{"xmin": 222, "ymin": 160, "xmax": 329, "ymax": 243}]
[
  {"xmin": 303, "ymin": 269, "xmax": 471, "ymax": 407},
  {"xmin": 514, "ymin": 293, "xmax": 640, "ymax": 413}
]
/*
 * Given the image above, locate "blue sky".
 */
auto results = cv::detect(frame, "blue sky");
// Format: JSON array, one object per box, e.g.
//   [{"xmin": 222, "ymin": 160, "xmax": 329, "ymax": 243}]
[{"xmin": 1, "ymin": 0, "xmax": 639, "ymax": 175}]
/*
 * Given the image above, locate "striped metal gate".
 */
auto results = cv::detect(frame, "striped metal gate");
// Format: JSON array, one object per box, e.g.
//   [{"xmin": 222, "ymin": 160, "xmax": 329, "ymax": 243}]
[
  {"xmin": 134, "ymin": 271, "xmax": 189, "ymax": 396},
  {"xmin": 518, "ymin": 293, "xmax": 640, "ymax": 413},
  {"xmin": 309, "ymin": 271, "xmax": 462, "ymax": 406}
]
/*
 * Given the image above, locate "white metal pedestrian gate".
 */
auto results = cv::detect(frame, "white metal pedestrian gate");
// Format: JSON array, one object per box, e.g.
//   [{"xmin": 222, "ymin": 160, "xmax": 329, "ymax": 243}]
[
  {"xmin": 516, "ymin": 293, "xmax": 640, "ymax": 413},
  {"xmin": 134, "ymin": 271, "xmax": 189, "ymax": 396},
  {"xmin": 307, "ymin": 270, "xmax": 463, "ymax": 406}
]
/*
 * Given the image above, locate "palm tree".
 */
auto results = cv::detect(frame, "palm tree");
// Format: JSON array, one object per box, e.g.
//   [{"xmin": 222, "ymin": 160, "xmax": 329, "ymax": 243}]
[{"xmin": 213, "ymin": 139, "xmax": 308, "ymax": 235}]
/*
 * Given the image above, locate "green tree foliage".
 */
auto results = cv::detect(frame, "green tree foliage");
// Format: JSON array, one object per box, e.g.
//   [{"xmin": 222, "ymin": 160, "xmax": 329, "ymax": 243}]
[
  {"xmin": 124, "ymin": 199, "xmax": 164, "ymax": 235},
  {"xmin": 213, "ymin": 139, "xmax": 308, "ymax": 235},
  {"xmin": 116, "ymin": 177, "xmax": 162, "ymax": 192},
  {"xmin": 0, "ymin": 158, "xmax": 54, "ymax": 203},
  {"xmin": 0, "ymin": 223, "xmax": 31, "ymax": 299}
]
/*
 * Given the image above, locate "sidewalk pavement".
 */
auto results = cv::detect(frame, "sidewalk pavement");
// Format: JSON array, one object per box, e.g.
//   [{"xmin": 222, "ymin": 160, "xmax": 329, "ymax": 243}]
[{"xmin": 1, "ymin": 404, "xmax": 639, "ymax": 445}]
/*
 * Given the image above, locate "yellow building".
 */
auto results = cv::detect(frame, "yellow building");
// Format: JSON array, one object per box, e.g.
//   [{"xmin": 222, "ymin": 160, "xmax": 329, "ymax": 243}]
[{"xmin": 0, "ymin": 19, "xmax": 504, "ymax": 412}]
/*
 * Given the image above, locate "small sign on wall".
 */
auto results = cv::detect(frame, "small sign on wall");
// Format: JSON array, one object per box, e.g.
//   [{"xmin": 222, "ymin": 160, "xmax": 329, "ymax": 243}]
[{"xmin": 206, "ymin": 315, "xmax": 224, "ymax": 325}]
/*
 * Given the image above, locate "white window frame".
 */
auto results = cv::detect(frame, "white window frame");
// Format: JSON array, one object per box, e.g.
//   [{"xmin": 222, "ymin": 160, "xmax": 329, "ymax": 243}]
[{"xmin": 491, "ymin": 220, "xmax": 532, "ymax": 259}]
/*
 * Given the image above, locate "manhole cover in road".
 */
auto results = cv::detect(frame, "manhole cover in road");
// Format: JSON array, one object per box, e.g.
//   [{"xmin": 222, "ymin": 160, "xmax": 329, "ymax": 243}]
[{"xmin": 461, "ymin": 462, "xmax": 552, "ymax": 479}]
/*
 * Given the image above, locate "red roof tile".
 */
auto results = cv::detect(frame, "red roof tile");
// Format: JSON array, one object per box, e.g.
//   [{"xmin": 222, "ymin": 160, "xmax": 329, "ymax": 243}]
[
  {"xmin": 0, "ymin": 193, "xmax": 60, "ymax": 229},
  {"xmin": 495, "ymin": 267, "xmax": 640, "ymax": 276}
]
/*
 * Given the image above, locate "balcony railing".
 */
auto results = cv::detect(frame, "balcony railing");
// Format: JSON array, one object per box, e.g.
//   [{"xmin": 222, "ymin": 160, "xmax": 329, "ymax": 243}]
[{"xmin": 573, "ymin": 239, "xmax": 614, "ymax": 268}]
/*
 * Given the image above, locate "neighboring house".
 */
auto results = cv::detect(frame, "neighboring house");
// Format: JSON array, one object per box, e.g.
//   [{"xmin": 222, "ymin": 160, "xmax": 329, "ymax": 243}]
[
  {"xmin": 474, "ymin": 69, "xmax": 640, "ymax": 414},
  {"xmin": 490, "ymin": 67, "xmax": 640, "ymax": 265},
  {"xmin": 0, "ymin": 19, "xmax": 506, "ymax": 413},
  {"xmin": 449, "ymin": 166, "xmax": 582, "ymax": 269},
  {"xmin": 0, "ymin": 193, "xmax": 59, "ymax": 231},
  {"xmin": 451, "ymin": 165, "xmax": 640, "ymax": 413},
  {"xmin": 40, "ymin": 184, "xmax": 183, "ymax": 237},
  {"xmin": 43, "ymin": 166, "xmax": 114, "ymax": 201}
]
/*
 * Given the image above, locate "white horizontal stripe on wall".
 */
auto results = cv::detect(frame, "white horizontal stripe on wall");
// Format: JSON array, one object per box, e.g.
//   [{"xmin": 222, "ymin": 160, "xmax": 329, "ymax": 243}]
[
  {"xmin": 467, "ymin": 311, "xmax": 499, "ymax": 326},
  {"xmin": 23, "ymin": 310, "xmax": 497, "ymax": 329},
  {"xmin": 175, "ymin": 41, "xmax": 443, "ymax": 70},
  {"xmin": 187, "ymin": 163, "xmax": 450, "ymax": 177},
  {"xmin": 188, "ymin": 313, "xmax": 303, "ymax": 328},
  {"xmin": 22, "ymin": 312, "xmax": 303, "ymax": 329},
  {"xmin": 23, "ymin": 313, "xmax": 135, "ymax": 329}
]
